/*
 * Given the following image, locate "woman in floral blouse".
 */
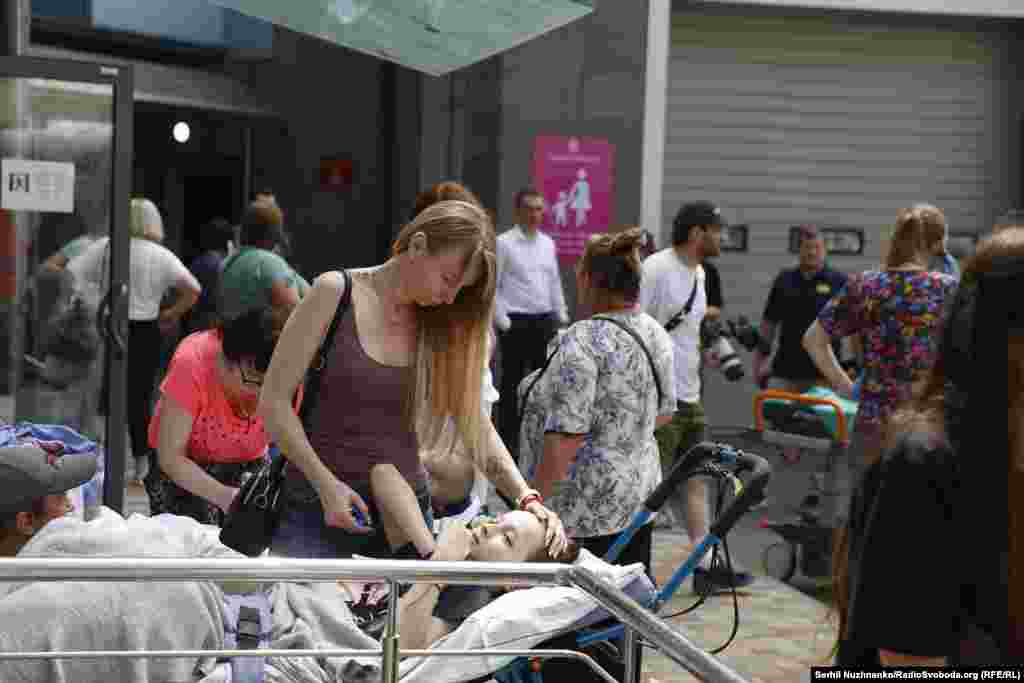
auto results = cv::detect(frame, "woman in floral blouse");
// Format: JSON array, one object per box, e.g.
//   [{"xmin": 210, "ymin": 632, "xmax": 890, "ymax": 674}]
[
  {"xmin": 803, "ymin": 205, "xmax": 958, "ymax": 465},
  {"xmin": 517, "ymin": 227, "xmax": 676, "ymax": 574}
]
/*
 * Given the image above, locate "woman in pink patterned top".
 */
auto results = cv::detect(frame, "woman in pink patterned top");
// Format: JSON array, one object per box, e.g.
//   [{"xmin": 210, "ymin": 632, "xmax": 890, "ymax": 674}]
[
  {"xmin": 803, "ymin": 205, "xmax": 958, "ymax": 465},
  {"xmin": 146, "ymin": 308, "xmax": 298, "ymax": 524}
]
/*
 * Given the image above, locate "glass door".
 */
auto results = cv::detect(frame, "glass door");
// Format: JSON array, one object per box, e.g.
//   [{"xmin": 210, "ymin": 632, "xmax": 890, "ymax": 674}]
[{"xmin": 0, "ymin": 56, "xmax": 132, "ymax": 512}]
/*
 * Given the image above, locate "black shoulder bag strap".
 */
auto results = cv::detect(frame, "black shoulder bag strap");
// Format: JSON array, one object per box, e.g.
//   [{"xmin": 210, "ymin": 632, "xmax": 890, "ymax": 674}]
[
  {"xmin": 518, "ymin": 342, "xmax": 562, "ymax": 423},
  {"xmin": 664, "ymin": 275, "xmax": 700, "ymax": 332},
  {"xmin": 270, "ymin": 269, "xmax": 352, "ymax": 479},
  {"xmin": 518, "ymin": 317, "xmax": 665, "ymax": 421},
  {"xmin": 592, "ymin": 316, "xmax": 664, "ymax": 407}
]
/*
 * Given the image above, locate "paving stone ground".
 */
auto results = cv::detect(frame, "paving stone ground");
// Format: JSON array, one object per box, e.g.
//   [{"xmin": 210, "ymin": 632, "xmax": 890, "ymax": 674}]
[{"xmin": 641, "ymin": 529, "xmax": 833, "ymax": 682}]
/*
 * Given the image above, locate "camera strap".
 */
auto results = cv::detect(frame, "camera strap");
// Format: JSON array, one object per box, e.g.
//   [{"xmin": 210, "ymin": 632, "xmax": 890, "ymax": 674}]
[{"xmin": 665, "ymin": 275, "xmax": 700, "ymax": 331}]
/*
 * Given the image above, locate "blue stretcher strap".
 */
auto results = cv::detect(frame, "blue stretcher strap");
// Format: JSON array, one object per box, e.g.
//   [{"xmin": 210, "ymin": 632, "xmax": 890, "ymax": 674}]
[{"xmin": 222, "ymin": 592, "xmax": 272, "ymax": 683}]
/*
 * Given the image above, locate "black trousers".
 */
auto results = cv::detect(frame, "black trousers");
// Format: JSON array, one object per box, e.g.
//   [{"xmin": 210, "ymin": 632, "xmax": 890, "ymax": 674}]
[
  {"xmin": 127, "ymin": 319, "xmax": 163, "ymax": 466},
  {"xmin": 497, "ymin": 312, "xmax": 557, "ymax": 461}
]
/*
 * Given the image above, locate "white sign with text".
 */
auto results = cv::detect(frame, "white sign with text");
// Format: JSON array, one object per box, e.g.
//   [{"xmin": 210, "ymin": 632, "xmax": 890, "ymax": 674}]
[{"xmin": 1, "ymin": 159, "xmax": 76, "ymax": 213}]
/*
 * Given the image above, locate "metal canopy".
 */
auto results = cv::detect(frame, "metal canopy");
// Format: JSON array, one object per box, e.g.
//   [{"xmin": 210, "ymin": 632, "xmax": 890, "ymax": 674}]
[{"xmin": 206, "ymin": 0, "xmax": 594, "ymax": 75}]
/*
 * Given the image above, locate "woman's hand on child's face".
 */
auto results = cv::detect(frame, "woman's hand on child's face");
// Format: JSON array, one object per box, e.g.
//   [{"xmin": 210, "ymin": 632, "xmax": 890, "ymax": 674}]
[
  {"xmin": 433, "ymin": 524, "xmax": 472, "ymax": 562},
  {"xmin": 524, "ymin": 501, "xmax": 568, "ymax": 558}
]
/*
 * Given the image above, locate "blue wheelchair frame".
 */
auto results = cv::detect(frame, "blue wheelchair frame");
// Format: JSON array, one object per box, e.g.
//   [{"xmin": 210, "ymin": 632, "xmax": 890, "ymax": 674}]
[{"xmin": 498, "ymin": 442, "xmax": 772, "ymax": 682}]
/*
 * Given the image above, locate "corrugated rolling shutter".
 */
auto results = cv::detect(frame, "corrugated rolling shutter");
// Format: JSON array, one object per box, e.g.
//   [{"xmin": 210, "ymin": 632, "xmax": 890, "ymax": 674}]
[
  {"xmin": 664, "ymin": 9, "xmax": 1017, "ymax": 307},
  {"xmin": 663, "ymin": 8, "xmax": 1018, "ymax": 422}
]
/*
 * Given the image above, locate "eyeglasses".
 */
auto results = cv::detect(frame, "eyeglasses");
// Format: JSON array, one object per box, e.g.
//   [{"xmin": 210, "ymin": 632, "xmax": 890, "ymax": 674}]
[{"xmin": 237, "ymin": 364, "xmax": 264, "ymax": 388}]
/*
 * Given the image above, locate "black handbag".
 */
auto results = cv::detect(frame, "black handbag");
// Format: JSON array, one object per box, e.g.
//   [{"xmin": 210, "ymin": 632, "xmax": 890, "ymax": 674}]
[{"xmin": 220, "ymin": 270, "xmax": 353, "ymax": 556}]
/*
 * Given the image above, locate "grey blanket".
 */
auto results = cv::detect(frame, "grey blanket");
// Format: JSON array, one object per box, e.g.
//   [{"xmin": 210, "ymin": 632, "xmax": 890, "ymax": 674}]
[
  {"xmin": 0, "ymin": 509, "xmax": 235, "ymax": 683},
  {"xmin": 0, "ymin": 509, "xmax": 383, "ymax": 683}
]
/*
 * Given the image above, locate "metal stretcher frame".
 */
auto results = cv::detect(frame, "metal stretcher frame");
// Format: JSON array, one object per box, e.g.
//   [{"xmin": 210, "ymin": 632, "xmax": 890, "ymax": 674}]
[
  {"xmin": 754, "ymin": 389, "xmax": 851, "ymax": 527},
  {"xmin": 0, "ymin": 556, "xmax": 751, "ymax": 683}
]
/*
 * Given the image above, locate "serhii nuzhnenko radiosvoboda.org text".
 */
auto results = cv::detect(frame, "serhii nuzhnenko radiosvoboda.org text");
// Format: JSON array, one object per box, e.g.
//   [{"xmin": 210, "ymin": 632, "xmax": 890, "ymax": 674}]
[{"xmin": 810, "ymin": 668, "xmax": 1023, "ymax": 681}]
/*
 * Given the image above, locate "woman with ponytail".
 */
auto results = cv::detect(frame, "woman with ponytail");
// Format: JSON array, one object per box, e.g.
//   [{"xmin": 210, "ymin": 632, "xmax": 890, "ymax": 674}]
[{"xmin": 803, "ymin": 206, "xmax": 957, "ymax": 465}]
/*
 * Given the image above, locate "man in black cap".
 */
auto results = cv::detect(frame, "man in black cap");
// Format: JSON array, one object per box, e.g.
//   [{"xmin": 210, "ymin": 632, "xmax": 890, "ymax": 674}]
[
  {"xmin": 753, "ymin": 224, "xmax": 848, "ymax": 395},
  {"xmin": 0, "ymin": 446, "xmax": 97, "ymax": 557},
  {"xmin": 640, "ymin": 200, "xmax": 754, "ymax": 594}
]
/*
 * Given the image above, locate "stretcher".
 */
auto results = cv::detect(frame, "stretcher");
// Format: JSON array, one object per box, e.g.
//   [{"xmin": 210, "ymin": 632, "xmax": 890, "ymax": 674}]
[
  {"xmin": 0, "ymin": 444, "xmax": 769, "ymax": 683},
  {"xmin": 754, "ymin": 387, "xmax": 858, "ymax": 583}
]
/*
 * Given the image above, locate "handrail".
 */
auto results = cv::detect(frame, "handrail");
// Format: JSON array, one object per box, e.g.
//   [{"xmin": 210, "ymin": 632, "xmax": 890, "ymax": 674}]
[
  {"xmin": 568, "ymin": 567, "xmax": 749, "ymax": 683},
  {"xmin": 0, "ymin": 557, "xmax": 566, "ymax": 586},
  {"xmin": 0, "ymin": 557, "xmax": 750, "ymax": 683}
]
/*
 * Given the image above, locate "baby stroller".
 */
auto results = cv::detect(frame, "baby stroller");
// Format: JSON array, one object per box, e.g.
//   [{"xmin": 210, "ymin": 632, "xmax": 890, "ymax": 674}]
[{"xmin": 497, "ymin": 441, "xmax": 772, "ymax": 683}]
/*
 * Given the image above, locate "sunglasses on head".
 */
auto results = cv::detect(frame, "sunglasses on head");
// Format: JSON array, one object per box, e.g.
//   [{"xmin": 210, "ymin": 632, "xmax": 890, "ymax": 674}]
[{"xmin": 236, "ymin": 364, "xmax": 264, "ymax": 388}]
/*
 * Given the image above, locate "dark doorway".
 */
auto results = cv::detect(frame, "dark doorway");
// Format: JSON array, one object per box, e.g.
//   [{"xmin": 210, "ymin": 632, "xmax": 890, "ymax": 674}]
[
  {"xmin": 182, "ymin": 174, "xmax": 239, "ymax": 267},
  {"xmin": 132, "ymin": 103, "xmax": 247, "ymax": 263}
]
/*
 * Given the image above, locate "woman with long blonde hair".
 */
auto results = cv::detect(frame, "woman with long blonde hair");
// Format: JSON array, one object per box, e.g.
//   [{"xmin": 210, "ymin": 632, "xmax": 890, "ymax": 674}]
[{"xmin": 260, "ymin": 198, "xmax": 566, "ymax": 560}]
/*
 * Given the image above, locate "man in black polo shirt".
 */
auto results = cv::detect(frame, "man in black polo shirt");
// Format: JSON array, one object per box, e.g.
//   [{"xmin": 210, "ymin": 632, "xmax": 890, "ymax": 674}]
[{"xmin": 753, "ymin": 225, "xmax": 848, "ymax": 393}]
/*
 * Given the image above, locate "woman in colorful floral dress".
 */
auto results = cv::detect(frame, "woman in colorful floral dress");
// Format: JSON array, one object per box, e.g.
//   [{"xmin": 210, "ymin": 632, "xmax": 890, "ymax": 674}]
[{"xmin": 803, "ymin": 205, "xmax": 958, "ymax": 466}]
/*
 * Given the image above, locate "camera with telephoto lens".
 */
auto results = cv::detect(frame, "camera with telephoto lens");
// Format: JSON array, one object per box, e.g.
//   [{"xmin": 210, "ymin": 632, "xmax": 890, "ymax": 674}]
[
  {"xmin": 725, "ymin": 315, "xmax": 772, "ymax": 356},
  {"xmin": 699, "ymin": 315, "xmax": 772, "ymax": 383},
  {"xmin": 700, "ymin": 317, "xmax": 745, "ymax": 382}
]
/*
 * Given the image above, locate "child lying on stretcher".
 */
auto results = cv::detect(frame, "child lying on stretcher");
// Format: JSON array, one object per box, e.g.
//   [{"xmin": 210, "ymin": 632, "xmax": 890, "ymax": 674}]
[
  {"xmin": 0, "ymin": 447, "xmax": 649, "ymax": 683},
  {"xmin": 339, "ymin": 462, "xmax": 579, "ymax": 651}
]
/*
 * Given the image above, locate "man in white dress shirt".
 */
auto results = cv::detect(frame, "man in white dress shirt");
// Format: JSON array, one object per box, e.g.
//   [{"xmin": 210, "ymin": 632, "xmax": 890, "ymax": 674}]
[{"xmin": 494, "ymin": 188, "xmax": 569, "ymax": 460}]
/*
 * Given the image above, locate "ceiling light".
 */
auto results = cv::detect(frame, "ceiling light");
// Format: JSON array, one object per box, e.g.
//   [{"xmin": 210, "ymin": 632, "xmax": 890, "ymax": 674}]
[{"xmin": 172, "ymin": 121, "xmax": 191, "ymax": 144}]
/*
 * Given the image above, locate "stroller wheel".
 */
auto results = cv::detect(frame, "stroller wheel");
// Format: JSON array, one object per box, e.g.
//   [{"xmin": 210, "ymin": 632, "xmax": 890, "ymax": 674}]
[{"xmin": 762, "ymin": 541, "xmax": 797, "ymax": 583}]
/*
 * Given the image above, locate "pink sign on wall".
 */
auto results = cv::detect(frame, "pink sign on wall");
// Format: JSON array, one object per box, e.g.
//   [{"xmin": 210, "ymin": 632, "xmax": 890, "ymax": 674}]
[{"xmin": 532, "ymin": 135, "xmax": 615, "ymax": 265}]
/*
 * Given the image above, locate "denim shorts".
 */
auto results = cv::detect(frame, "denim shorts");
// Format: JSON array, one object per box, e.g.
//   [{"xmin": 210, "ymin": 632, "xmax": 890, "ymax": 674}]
[{"xmin": 269, "ymin": 476, "xmax": 433, "ymax": 559}]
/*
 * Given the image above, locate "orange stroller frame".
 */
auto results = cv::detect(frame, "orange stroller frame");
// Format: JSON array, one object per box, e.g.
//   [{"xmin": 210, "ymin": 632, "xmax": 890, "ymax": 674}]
[{"xmin": 753, "ymin": 389, "xmax": 852, "ymax": 583}]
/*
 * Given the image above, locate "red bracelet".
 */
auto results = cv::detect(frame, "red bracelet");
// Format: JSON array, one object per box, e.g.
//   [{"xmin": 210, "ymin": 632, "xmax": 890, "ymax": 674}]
[{"xmin": 519, "ymin": 493, "xmax": 543, "ymax": 510}]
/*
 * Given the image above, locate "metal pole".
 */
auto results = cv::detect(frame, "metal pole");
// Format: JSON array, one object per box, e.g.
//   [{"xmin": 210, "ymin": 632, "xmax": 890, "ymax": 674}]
[
  {"xmin": 242, "ymin": 124, "xmax": 253, "ymax": 206},
  {"xmin": 0, "ymin": 557, "xmax": 568, "ymax": 586},
  {"xmin": 566, "ymin": 567, "xmax": 749, "ymax": 683},
  {"xmin": 381, "ymin": 579, "xmax": 400, "ymax": 683},
  {"xmin": 1, "ymin": 0, "xmax": 28, "ymax": 419},
  {"xmin": 1, "ymin": 0, "xmax": 27, "ymax": 57},
  {"xmin": 622, "ymin": 627, "xmax": 637, "ymax": 683}
]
